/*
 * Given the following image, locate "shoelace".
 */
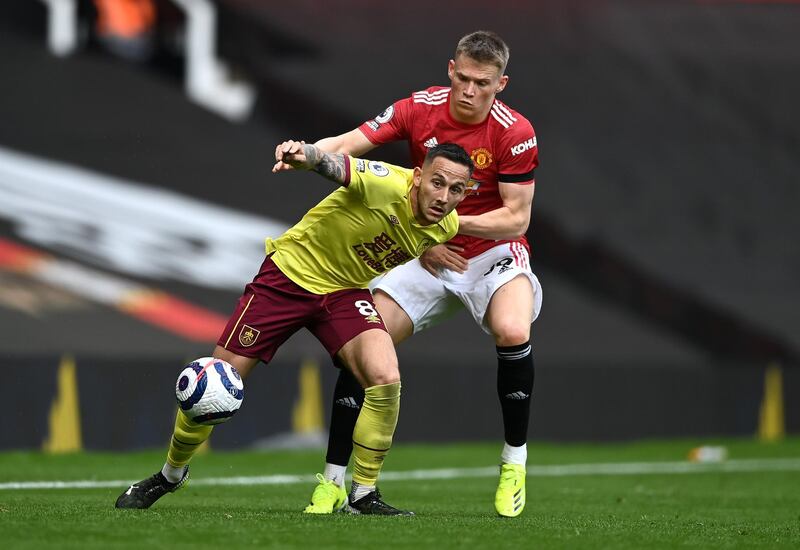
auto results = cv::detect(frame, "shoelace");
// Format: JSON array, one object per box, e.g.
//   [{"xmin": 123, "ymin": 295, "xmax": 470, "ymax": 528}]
[{"xmin": 313, "ymin": 473, "xmax": 341, "ymax": 497}]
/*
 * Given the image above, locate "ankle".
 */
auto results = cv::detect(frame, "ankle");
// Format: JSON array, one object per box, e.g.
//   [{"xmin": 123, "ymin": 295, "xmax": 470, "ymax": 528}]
[
  {"xmin": 350, "ymin": 481, "xmax": 375, "ymax": 501},
  {"xmin": 323, "ymin": 463, "xmax": 347, "ymax": 487},
  {"xmin": 161, "ymin": 463, "xmax": 186, "ymax": 484}
]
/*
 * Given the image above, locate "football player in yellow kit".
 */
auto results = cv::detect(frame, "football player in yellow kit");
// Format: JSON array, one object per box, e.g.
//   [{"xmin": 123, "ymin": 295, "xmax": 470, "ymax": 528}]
[{"xmin": 114, "ymin": 141, "xmax": 472, "ymax": 515}]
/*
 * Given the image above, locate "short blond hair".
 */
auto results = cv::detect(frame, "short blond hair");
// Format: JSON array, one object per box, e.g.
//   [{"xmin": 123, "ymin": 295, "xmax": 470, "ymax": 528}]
[{"xmin": 455, "ymin": 31, "xmax": 510, "ymax": 73}]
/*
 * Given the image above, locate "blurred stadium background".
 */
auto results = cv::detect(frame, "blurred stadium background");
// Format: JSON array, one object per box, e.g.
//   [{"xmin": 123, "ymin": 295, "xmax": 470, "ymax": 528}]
[{"xmin": 1, "ymin": 0, "xmax": 798, "ymax": 453}]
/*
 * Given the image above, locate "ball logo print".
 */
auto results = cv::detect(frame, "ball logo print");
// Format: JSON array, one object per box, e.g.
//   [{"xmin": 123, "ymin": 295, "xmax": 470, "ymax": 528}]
[{"xmin": 176, "ymin": 357, "xmax": 244, "ymax": 425}]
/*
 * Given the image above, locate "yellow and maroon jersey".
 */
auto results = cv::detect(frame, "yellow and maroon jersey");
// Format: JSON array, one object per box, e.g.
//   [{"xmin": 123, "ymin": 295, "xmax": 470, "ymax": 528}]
[
  {"xmin": 358, "ymin": 86, "xmax": 538, "ymax": 259},
  {"xmin": 265, "ymin": 156, "xmax": 458, "ymax": 294}
]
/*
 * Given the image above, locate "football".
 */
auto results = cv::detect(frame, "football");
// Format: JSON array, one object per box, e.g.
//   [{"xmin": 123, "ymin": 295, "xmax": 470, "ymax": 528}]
[{"xmin": 175, "ymin": 357, "xmax": 244, "ymax": 425}]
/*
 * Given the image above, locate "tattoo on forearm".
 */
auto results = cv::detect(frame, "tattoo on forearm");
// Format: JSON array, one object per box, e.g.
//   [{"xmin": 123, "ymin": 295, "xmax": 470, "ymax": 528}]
[
  {"xmin": 301, "ymin": 144, "xmax": 321, "ymax": 167},
  {"xmin": 304, "ymin": 145, "xmax": 346, "ymax": 183}
]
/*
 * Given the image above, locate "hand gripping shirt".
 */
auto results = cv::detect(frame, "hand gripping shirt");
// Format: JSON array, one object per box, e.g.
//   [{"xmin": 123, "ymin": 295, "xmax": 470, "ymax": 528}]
[
  {"xmin": 265, "ymin": 156, "xmax": 458, "ymax": 294},
  {"xmin": 358, "ymin": 86, "xmax": 538, "ymax": 259}
]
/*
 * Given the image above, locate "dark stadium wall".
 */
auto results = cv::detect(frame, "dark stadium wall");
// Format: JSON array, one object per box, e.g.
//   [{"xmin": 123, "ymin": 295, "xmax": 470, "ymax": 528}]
[{"xmin": 2, "ymin": 356, "xmax": 796, "ymax": 450}]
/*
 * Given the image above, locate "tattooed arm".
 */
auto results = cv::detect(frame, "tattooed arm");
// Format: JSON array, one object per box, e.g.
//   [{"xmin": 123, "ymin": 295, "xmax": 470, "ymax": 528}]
[{"xmin": 272, "ymin": 140, "xmax": 348, "ymax": 185}]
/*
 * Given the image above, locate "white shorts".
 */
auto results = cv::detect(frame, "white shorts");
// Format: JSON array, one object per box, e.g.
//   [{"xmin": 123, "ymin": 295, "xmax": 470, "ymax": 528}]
[{"xmin": 371, "ymin": 242, "xmax": 542, "ymax": 335}]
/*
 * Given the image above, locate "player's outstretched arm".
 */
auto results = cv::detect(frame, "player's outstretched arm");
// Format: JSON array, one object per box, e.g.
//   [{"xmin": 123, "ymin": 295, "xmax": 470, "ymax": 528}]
[
  {"xmin": 314, "ymin": 128, "xmax": 376, "ymax": 156},
  {"xmin": 272, "ymin": 130, "xmax": 375, "ymax": 173},
  {"xmin": 272, "ymin": 140, "xmax": 348, "ymax": 185}
]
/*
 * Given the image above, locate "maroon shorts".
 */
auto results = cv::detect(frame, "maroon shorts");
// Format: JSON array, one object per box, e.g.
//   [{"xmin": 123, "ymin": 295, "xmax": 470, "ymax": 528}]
[{"xmin": 217, "ymin": 256, "xmax": 387, "ymax": 363}]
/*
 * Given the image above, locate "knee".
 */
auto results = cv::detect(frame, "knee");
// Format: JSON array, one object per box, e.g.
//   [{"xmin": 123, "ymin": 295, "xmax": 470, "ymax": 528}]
[
  {"xmin": 363, "ymin": 362, "xmax": 400, "ymax": 387},
  {"xmin": 492, "ymin": 323, "xmax": 531, "ymax": 348},
  {"xmin": 368, "ymin": 374, "xmax": 401, "ymax": 387}
]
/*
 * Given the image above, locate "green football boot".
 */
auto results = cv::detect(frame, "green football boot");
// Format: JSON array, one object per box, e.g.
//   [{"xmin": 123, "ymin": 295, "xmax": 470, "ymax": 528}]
[
  {"xmin": 303, "ymin": 473, "xmax": 348, "ymax": 514},
  {"xmin": 495, "ymin": 463, "xmax": 526, "ymax": 517}
]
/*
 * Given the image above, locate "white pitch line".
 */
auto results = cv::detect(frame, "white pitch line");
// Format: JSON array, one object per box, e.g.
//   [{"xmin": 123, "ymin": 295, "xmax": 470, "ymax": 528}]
[{"xmin": 1, "ymin": 458, "xmax": 799, "ymax": 491}]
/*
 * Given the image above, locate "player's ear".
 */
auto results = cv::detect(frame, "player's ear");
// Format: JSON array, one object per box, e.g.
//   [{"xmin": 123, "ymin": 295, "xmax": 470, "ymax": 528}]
[
  {"xmin": 413, "ymin": 166, "xmax": 423, "ymax": 187},
  {"xmin": 496, "ymin": 75, "xmax": 509, "ymax": 93},
  {"xmin": 447, "ymin": 59, "xmax": 455, "ymax": 80}
]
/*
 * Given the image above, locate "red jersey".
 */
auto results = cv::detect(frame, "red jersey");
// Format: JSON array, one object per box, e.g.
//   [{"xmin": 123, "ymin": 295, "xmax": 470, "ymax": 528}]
[{"xmin": 358, "ymin": 86, "xmax": 538, "ymax": 259}]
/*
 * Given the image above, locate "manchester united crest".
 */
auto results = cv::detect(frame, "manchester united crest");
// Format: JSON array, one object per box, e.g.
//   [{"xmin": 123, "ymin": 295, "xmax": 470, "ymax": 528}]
[
  {"xmin": 239, "ymin": 324, "xmax": 260, "ymax": 347},
  {"xmin": 470, "ymin": 147, "xmax": 493, "ymax": 170}
]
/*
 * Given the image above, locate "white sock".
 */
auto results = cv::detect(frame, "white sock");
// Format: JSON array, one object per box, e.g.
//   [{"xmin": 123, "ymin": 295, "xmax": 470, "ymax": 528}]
[
  {"xmin": 161, "ymin": 463, "xmax": 186, "ymax": 484},
  {"xmin": 501, "ymin": 442, "xmax": 527, "ymax": 465},
  {"xmin": 350, "ymin": 481, "xmax": 375, "ymax": 501},
  {"xmin": 324, "ymin": 463, "xmax": 347, "ymax": 487}
]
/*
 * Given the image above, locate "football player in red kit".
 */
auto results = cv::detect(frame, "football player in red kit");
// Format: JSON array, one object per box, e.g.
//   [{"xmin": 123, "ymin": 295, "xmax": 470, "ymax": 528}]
[{"xmin": 298, "ymin": 30, "xmax": 541, "ymax": 518}]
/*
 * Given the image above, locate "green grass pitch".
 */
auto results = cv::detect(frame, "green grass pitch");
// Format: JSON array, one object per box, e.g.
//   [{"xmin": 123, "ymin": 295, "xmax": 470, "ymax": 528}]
[{"xmin": 1, "ymin": 438, "xmax": 799, "ymax": 549}]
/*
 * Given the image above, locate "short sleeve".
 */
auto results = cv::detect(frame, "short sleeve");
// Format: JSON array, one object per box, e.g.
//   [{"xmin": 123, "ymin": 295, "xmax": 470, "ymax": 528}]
[
  {"xmin": 347, "ymin": 158, "xmax": 411, "ymax": 208},
  {"xmin": 497, "ymin": 119, "xmax": 539, "ymax": 185},
  {"xmin": 357, "ymin": 96, "xmax": 414, "ymax": 146}
]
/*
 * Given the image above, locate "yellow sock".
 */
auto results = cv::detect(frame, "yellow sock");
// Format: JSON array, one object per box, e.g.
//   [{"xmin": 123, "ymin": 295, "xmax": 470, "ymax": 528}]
[
  {"xmin": 166, "ymin": 409, "xmax": 213, "ymax": 468},
  {"xmin": 352, "ymin": 382, "xmax": 401, "ymax": 487}
]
